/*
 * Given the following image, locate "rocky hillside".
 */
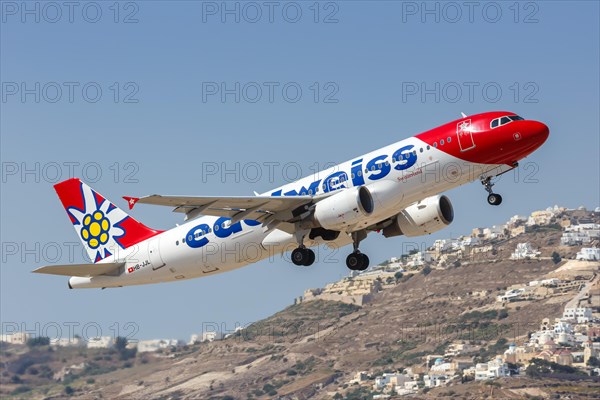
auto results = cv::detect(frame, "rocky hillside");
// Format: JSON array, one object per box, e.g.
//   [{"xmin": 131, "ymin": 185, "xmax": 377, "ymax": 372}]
[{"xmin": 2, "ymin": 210, "xmax": 599, "ymax": 399}]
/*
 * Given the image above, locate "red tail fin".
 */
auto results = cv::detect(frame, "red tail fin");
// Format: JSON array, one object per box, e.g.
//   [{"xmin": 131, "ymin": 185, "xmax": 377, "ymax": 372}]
[{"xmin": 54, "ymin": 178, "xmax": 163, "ymax": 262}]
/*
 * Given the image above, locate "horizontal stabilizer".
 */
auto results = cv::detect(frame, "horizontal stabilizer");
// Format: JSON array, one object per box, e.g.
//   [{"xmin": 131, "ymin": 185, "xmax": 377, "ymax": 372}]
[{"xmin": 32, "ymin": 262, "xmax": 124, "ymax": 277}]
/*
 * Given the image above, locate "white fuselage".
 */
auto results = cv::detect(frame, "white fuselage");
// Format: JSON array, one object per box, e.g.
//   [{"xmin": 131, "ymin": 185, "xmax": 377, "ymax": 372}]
[{"xmin": 69, "ymin": 136, "xmax": 506, "ymax": 288}]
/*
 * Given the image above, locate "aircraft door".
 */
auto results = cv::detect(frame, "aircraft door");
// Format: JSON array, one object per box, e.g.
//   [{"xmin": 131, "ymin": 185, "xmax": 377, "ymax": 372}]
[
  {"xmin": 457, "ymin": 119, "xmax": 475, "ymax": 151},
  {"xmin": 149, "ymin": 238, "xmax": 165, "ymax": 270}
]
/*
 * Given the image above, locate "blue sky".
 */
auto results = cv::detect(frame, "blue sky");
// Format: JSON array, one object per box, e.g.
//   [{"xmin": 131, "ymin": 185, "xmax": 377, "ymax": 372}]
[{"xmin": 1, "ymin": 1, "xmax": 598, "ymax": 341}]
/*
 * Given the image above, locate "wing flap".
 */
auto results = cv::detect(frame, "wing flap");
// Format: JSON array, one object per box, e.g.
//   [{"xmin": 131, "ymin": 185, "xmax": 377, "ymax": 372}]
[{"xmin": 32, "ymin": 262, "xmax": 124, "ymax": 277}]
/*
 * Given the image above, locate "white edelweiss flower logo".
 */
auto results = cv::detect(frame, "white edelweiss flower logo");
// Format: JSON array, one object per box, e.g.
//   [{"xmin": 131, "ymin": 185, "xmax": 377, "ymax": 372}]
[{"xmin": 67, "ymin": 184, "xmax": 128, "ymax": 260}]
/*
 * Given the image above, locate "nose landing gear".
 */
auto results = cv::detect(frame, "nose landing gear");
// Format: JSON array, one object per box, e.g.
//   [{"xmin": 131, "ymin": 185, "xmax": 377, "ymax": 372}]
[{"xmin": 481, "ymin": 176, "xmax": 503, "ymax": 206}]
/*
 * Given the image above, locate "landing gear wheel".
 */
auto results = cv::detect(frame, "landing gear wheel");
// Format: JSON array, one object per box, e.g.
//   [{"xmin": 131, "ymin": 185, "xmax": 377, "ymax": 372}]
[
  {"xmin": 291, "ymin": 248, "xmax": 315, "ymax": 266},
  {"xmin": 346, "ymin": 253, "xmax": 361, "ymax": 270},
  {"xmin": 487, "ymin": 193, "xmax": 503, "ymax": 206},
  {"xmin": 360, "ymin": 254, "xmax": 370, "ymax": 270},
  {"xmin": 304, "ymin": 249, "xmax": 315, "ymax": 266},
  {"xmin": 346, "ymin": 252, "xmax": 369, "ymax": 271},
  {"xmin": 481, "ymin": 176, "xmax": 503, "ymax": 206}
]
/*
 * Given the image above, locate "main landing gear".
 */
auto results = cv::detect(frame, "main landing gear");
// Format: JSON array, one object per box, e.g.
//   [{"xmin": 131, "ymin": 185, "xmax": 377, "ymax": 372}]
[
  {"xmin": 481, "ymin": 176, "xmax": 503, "ymax": 206},
  {"xmin": 291, "ymin": 246, "xmax": 315, "ymax": 266},
  {"xmin": 346, "ymin": 231, "xmax": 369, "ymax": 271},
  {"xmin": 291, "ymin": 231, "xmax": 315, "ymax": 266},
  {"xmin": 291, "ymin": 230, "xmax": 371, "ymax": 271}
]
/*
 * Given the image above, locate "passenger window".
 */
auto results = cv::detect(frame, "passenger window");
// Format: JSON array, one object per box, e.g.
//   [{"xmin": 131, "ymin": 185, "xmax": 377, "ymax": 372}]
[
  {"xmin": 440, "ymin": 139, "xmax": 444, "ymax": 145},
  {"xmin": 420, "ymin": 148, "xmax": 423, "ymax": 153},
  {"xmin": 433, "ymin": 142, "xmax": 438, "ymax": 148},
  {"xmin": 176, "ymin": 241, "xmax": 179, "ymax": 246},
  {"xmin": 447, "ymin": 137, "xmax": 451, "ymax": 143},
  {"xmin": 427, "ymin": 145, "xmax": 430, "ymax": 150}
]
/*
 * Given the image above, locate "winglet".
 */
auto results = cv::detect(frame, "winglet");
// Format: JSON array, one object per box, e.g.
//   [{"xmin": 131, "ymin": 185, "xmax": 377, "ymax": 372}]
[{"xmin": 123, "ymin": 196, "xmax": 140, "ymax": 210}]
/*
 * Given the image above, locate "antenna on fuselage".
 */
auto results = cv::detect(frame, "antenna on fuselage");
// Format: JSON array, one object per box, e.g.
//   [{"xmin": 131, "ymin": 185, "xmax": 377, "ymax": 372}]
[{"xmin": 461, "ymin": 112, "xmax": 467, "ymax": 118}]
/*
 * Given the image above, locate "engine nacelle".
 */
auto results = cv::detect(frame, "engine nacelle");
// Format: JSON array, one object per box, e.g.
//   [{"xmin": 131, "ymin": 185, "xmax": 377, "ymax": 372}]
[
  {"xmin": 313, "ymin": 186, "xmax": 374, "ymax": 231},
  {"xmin": 383, "ymin": 195, "xmax": 454, "ymax": 238}
]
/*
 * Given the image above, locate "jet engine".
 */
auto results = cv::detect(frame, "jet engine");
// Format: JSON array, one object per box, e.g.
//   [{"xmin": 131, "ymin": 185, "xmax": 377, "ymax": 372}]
[
  {"xmin": 313, "ymin": 186, "xmax": 374, "ymax": 231},
  {"xmin": 383, "ymin": 195, "xmax": 454, "ymax": 237}
]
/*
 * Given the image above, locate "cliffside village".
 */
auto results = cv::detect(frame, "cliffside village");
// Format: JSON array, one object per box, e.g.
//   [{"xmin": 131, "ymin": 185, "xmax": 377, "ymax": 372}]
[
  {"xmin": 344, "ymin": 298, "xmax": 599, "ymax": 397},
  {"xmin": 328, "ymin": 205, "xmax": 600, "ymax": 397}
]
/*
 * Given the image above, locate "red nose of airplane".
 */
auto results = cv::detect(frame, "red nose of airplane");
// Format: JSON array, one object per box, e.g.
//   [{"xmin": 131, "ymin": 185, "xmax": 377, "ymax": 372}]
[{"xmin": 523, "ymin": 120, "xmax": 550, "ymax": 148}]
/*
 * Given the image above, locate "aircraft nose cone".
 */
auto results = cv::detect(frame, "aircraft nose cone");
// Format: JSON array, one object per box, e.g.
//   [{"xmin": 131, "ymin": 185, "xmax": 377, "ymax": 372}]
[
  {"xmin": 520, "ymin": 120, "xmax": 549, "ymax": 148},
  {"xmin": 533, "ymin": 121, "xmax": 549, "ymax": 144}
]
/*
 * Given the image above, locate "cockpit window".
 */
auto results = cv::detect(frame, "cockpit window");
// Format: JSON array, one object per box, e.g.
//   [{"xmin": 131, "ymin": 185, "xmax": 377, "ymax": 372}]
[{"xmin": 490, "ymin": 115, "xmax": 525, "ymax": 129}]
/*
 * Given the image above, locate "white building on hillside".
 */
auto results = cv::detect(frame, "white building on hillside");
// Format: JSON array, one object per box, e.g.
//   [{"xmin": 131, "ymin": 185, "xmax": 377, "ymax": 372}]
[
  {"xmin": 373, "ymin": 373, "xmax": 410, "ymax": 390},
  {"xmin": 474, "ymin": 357, "xmax": 509, "ymax": 380},
  {"xmin": 497, "ymin": 288, "xmax": 527, "ymax": 302},
  {"xmin": 433, "ymin": 238, "xmax": 460, "ymax": 252},
  {"xmin": 563, "ymin": 307, "xmax": 593, "ymax": 324},
  {"xmin": 507, "ymin": 215, "xmax": 527, "ymax": 227},
  {"xmin": 0, "ymin": 332, "xmax": 32, "ymax": 345},
  {"xmin": 529, "ymin": 278, "xmax": 560, "ymax": 287},
  {"xmin": 483, "ymin": 225, "xmax": 506, "ymax": 240},
  {"xmin": 423, "ymin": 373, "xmax": 449, "ymax": 387},
  {"xmin": 460, "ymin": 237, "xmax": 479, "ymax": 248},
  {"xmin": 201, "ymin": 331, "xmax": 224, "ymax": 342},
  {"xmin": 51, "ymin": 337, "xmax": 85, "ymax": 347},
  {"xmin": 87, "ymin": 336, "xmax": 113, "ymax": 349},
  {"xmin": 510, "ymin": 243, "xmax": 540, "ymax": 260},
  {"xmin": 138, "ymin": 339, "xmax": 180, "ymax": 353},
  {"xmin": 562, "ymin": 224, "xmax": 600, "ymax": 245},
  {"xmin": 526, "ymin": 210, "xmax": 556, "ymax": 226},
  {"xmin": 576, "ymin": 248, "xmax": 599, "ymax": 261},
  {"xmin": 406, "ymin": 251, "xmax": 435, "ymax": 267}
]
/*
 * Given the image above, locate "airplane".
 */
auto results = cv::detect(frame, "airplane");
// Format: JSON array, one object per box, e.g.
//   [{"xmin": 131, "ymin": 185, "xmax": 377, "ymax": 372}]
[{"xmin": 33, "ymin": 111, "xmax": 549, "ymax": 289}]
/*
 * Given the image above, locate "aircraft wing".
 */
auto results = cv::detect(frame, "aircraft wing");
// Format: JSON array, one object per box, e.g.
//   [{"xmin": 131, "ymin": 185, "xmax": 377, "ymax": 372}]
[
  {"xmin": 32, "ymin": 262, "xmax": 124, "ymax": 277},
  {"xmin": 125, "ymin": 194, "xmax": 316, "ymax": 224}
]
